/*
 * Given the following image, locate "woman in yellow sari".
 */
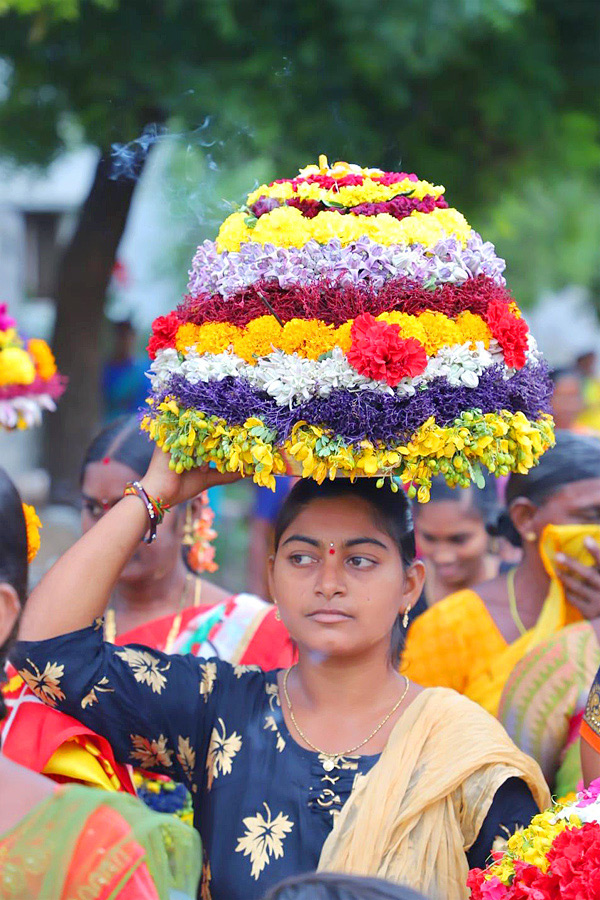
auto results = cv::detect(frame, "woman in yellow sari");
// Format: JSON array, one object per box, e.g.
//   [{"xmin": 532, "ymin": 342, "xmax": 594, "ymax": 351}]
[{"xmin": 402, "ymin": 431, "xmax": 600, "ymax": 716}]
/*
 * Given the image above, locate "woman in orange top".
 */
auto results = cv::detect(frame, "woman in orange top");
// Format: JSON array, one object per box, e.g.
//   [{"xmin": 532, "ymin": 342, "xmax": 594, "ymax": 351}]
[{"xmin": 402, "ymin": 431, "xmax": 600, "ymax": 716}]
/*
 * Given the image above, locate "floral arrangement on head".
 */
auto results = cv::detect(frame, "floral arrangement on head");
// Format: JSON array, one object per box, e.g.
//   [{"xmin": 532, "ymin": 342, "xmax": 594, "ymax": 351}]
[
  {"xmin": 468, "ymin": 780, "xmax": 600, "ymax": 899},
  {"xmin": 0, "ymin": 303, "xmax": 66, "ymax": 430},
  {"xmin": 142, "ymin": 157, "xmax": 554, "ymax": 499}
]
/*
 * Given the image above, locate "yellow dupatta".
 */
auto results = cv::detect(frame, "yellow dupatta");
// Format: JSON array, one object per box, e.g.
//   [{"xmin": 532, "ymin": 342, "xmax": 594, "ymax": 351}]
[
  {"xmin": 318, "ymin": 687, "xmax": 550, "ymax": 900},
  {"xmin": 464, "ymin": 523, "xmax": 595, "ymax": 715}
]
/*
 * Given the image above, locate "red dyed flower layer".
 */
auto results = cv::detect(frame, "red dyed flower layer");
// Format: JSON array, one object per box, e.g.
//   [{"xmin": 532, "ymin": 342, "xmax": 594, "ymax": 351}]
[
  {"xmin": 179, "ymin": 274, "xmax": 513, "ymax": 329},
  {"xmin": 347, "ymin": 313, "xmax": 427, "ymax": 386},
  {"xmin": 485, "ymin": 299, "xmax": 529, "ymax": 369},
  {"xmin": 147, "ymin": 312, "xmax": 182, "ymax": 360},
  {"xmin": 252, "ymin": 194, "xmax": 447, "ymax": 221}
]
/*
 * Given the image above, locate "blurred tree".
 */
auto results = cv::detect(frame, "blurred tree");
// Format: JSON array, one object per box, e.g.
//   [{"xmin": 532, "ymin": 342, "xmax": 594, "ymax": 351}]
[{"xmin": 0, "ymin": 0, "xmax": 599, "ymax": 497}]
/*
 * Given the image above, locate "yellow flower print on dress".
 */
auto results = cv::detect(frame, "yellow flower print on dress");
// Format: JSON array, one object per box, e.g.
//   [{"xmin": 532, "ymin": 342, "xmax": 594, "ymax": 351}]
[
  {"xmin": 19, "ymin": 659, "xmax": 65, "ymax": 707},
  {"xmin": 263, "ymin": 715, "xmax": 286, "ymax": 753},
  {"xmin": 206, "ymin": 717, "xmax": 242, "ymax": 791},
  {"xmin": 233, "ymin": 664, "xmax": 262, "ymax": 678},
  {"xmin": 81, "ymin": 676, "xmax": 113, "ymax": 709},
  {"xmin": 235, "ymin": 802, "xmax": 294, "ymax": 880},
  {"xmin": 264, "ymin": 682, "xmax": 280, "ymax": 711},
  {"xmin": 199, "ymin": 661, "xmax": 217, "ymax": 702},
  {"xmin": 176, "ymin": 735, "xmax": 197, "ymax": 787},
  {"xmin": 115, "ymin": 647, "xmax": 171, "ymax": 694},
  {"xmin": 130, "ymin": 733, "xmax": 174, "ymax": 769}
]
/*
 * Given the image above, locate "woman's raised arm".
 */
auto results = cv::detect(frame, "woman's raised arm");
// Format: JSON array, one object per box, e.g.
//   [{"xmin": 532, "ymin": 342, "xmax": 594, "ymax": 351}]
[{"xmin": 18, "ymin": 448, "xmax": 240, "ymax": 641}]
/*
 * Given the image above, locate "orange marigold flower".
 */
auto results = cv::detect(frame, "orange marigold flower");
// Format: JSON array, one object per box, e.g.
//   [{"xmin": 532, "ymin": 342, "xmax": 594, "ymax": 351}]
[
  {"xmin": 415, "ymin": 311, "xmax": 461, "ymax": 355},
  {"xmin": 455, "ymin": 311, "xmax": 492, "ymax": 349},
  {"xmin": 279, "ymin": 318, "xmax": 337, "ymax": 360},
  {"xmin": 235, "ymin": 316, "xmax": 282, "ymax": 363},
  {"xmin": 27, "ymin": 339, "xmax": 57, "ymax": 380},
  {"xmin": 22, "ymin": 502, "xmax": 42, "ymax": 563}
]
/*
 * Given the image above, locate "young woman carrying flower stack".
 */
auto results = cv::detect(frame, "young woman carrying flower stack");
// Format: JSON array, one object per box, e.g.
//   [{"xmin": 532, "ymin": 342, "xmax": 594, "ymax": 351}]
[{"xmin": 11, "ymin": 159, "xmax": 553, "ymax": 900}]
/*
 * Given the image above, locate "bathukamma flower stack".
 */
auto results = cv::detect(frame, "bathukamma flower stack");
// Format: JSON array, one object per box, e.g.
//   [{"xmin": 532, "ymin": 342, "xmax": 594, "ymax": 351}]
[
  {"xmin": 0, "ymin": 303, "xmax": 66, "ymax": 430},
  {"xmin": 143, "ymin": 157, "xmax": 554, "ymax": 499}
]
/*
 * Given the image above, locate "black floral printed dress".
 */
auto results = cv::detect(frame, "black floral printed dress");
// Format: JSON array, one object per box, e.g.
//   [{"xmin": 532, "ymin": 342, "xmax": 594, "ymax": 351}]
[{"xmin": 11, "ymin": 622, "xmax": 539, "ymax": 900}]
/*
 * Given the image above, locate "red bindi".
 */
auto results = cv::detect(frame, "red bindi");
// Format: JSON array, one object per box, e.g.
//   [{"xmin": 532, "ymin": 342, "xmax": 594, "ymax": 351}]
[
  {"xmin": 329, "ymin": 544, "xmax": 335, "ymax": 555},
  {"xmin": 102, "ymin": 456, "xmax": 111, "ymax": 465}
]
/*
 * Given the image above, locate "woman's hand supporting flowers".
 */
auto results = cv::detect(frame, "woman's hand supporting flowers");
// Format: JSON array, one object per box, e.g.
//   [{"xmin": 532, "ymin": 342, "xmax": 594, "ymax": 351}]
[{"xmin": 18, "ymin": 447, "xmax": 240, "ymax": 642}]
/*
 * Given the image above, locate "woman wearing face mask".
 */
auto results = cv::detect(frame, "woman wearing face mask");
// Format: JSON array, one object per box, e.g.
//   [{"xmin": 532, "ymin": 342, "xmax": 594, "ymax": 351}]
[
  {"xmin": 11, "ymin": 449, "xmax": 549, "ymax": 900},
  {"xmin": 0, "ymin": 466, "xmax": 200, "ymax": 900},
  {"xmin": 403, "ymin": 431, "xmax": 600, "ymax": 718},
  {"xmin": 413, "ymin": 475, "xmax": 501, "ymax": 607},
  {"xmin": 2, "ymin": 415, "xmax": 294, "ymax": 794}
]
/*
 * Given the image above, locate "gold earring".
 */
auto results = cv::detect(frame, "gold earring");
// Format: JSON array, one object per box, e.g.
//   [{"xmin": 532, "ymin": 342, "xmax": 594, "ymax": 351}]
[
  {"xmin": 182, "ymin": 504, "xmax": 195, "ymax": 546},
  {"xmin": 525, "ymin": 531, "xmax": 537, "ymax": 543},
  {"xmin": 274, "ymin": 601, "xmax": 281, "ymax": 621},
  {"xmin": 402, "ymin": 604, "xmax": 412, "ymax": 629}
]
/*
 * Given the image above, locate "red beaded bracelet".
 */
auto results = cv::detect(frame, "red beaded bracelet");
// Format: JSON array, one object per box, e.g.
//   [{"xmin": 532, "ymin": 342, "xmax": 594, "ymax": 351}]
[{"xmin": 123, "ymin": 481, "xmax": 171, "ymax": 544}]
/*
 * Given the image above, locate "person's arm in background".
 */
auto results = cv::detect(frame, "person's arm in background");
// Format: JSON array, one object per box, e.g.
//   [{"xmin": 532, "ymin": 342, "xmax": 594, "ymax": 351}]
[{"xmin": 18, "ymin": 449, "xmax": 239, "ymax": 641}]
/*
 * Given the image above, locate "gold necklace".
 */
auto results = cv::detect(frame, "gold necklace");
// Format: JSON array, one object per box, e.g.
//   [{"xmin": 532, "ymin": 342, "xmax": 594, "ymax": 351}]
[
  {"xmin": 507, "ymin": 567, "xmax": 527, "ymax": 637},
  {"xmin": 104, "ymin": 574, "xmax": 202, "ymax": 652},
  {"xmin": 282, "ymin": 667, "xmax": 410, "ymax": 772}
]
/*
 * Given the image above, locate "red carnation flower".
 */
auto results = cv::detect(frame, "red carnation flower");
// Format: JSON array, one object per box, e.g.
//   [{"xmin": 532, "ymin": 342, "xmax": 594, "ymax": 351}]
[
  {"xmin": 545, "ymin": 823, "xmax": 600, "ymax": 900},
  {"xmin": 486, "ymin": 299, "xmax": 529, "ymax": 369},
  {"xmin": 147, "ymin": 312, "xmax": 181, "ymax": 360},
  {"xmin": 347, "ymin": 312, "xmax": 427, "ymax": 387}
]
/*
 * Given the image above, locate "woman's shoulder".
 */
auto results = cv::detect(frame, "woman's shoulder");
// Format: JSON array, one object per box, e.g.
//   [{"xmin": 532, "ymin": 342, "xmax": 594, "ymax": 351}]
[{"xmin": 417, "ymin": 685, "xmax": 498, "ymax": 718}]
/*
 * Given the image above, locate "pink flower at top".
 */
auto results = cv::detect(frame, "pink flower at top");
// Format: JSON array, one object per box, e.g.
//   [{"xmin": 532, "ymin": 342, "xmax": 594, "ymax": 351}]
[{"xmin": 0, "ymin": 303, "xmax": 17, "ymax": 331}]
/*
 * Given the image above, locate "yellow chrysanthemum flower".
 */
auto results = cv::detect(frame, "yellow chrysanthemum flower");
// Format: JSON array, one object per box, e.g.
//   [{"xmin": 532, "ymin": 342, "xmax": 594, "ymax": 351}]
[
  {"xmin": 455, "ymin": 311, "xmax": 492, "ymax": 348},
  {"xmin": 251, "ymin": 206, "xmax": 312, "ymax": 249},
  {"xmin": 176, "ymin": 323, "xmax": 238, "ymax": 355},
  {"xmin": 246, "ymin": 176, "xmax": 445, "ymax": 207},
  {"xmin": 379, "ymin": 312, "xmax": 427, "ymax": 345},
  {"xmin": 415, "ymin": 312, "xmax": 461, "ymax": 354},
  {"xmin": 27, "ymin": 339, "xmax": 57, "ymax": 380},
  {"xmin": 214, "ymin": 211, "xmax": 251, "ymax": 253},
  {"xmin": 335, "ymin": 321, "xmax": 353, "ymax": 353},
  {"xmin": 236, "ymin": 317, "xmax": 283, "ymax": 363},
  {"xmin": 279, "ymin": 319, "xmax": 337, "ymax": 360},
  {"xmin": 0, "ymin": 347, "xmax": 36, "ymax": 386},
  {"xmin": 216, "ymin": 205, "xmax": 471, "ymax": 252}
]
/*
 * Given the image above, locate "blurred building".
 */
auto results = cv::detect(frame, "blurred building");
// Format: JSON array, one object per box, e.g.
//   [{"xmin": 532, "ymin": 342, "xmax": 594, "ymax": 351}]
[{"xmin": 0, "ymin": 148, "xmax": 97, "ymax": 482}]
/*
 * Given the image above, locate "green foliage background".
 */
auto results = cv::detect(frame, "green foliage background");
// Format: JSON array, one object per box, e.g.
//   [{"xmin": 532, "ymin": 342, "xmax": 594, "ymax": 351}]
[{"xmin": 1, "ymin": 0, "xmax": 600, "ymax": 306}]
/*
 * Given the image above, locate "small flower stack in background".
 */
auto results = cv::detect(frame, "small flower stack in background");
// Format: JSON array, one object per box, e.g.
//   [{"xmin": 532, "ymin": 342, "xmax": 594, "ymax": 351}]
[
  {"xmin": 468, "ymin": 780, "xmax": 600, "ymax": 899},
  {"xmin": 143, "ymin": 157, "xmax": 554, "ymax": 499},
  {"xmin": 0, "ymin": 303, "xmax": 66, "ymax": 430}
]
